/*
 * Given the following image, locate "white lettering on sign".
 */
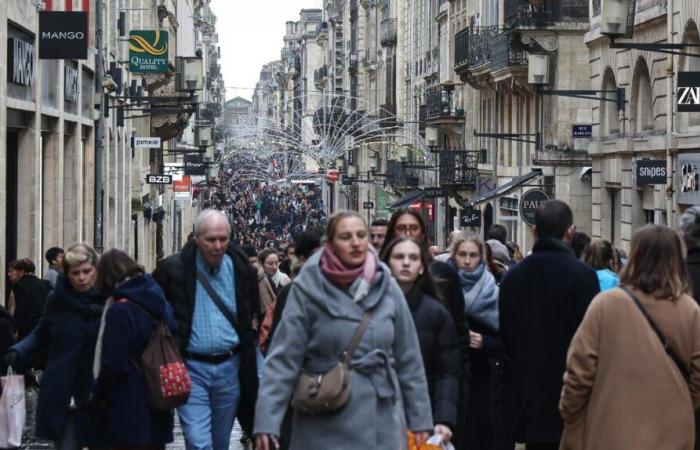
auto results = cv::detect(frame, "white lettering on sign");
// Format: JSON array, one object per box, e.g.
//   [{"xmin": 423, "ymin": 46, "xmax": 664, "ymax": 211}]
[
  {"xmin": 638, "ymin": 167, "xmax": 666, "ymax": 177},
  {"xmin": 134, "ymin": 137, "xmax": 162, "ymax": 148},
  {"xmin": 11, "ymin": 38, "xmax": 34, "ymax": 86},
  {"xmin": 41, "ymin": 31, "xmax": 85, "ymax": 40},
  {"xmin": 679, "ymin": 87, "xmax": 700, "ymax": 106},
  {"xmin": 146, "ymin": 174, "xmax": 172, "ymax": 184}
]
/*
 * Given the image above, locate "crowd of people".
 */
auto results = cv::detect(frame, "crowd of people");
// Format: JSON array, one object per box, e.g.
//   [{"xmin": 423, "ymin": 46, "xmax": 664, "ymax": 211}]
[{"xmin": 3, "ymin": 197, "xmax": 700, "ymax": 450}]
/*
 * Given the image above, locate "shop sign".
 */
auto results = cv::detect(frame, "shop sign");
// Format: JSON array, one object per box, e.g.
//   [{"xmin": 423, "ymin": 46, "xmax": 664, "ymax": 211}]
[
  {"xmin": 146, "ymin": 174, "xmax": 173, "ymax": 185},
  {"xmin": 363, "ymin": 202, "xmax": 374, "ymax": 209},
  {"xmin": 423, "ymin": 187, "xmax": 445, "ymax": 198},
  {"xmin": 635, "ymin": 160, "xmax": 666, "ymax": 185},
  {"xmin": 39, "ymin": 11, "xmax": 88, "ymax": 59},
  {"xmin": 572, "ymin": 125, "xmax": 593, "ymax": 138},
  {"xmin": 64, "ymin": 65, "xmax": 79, "ymax": 103},
  {"xmin": 133, "ymin": 137, "xmax": 162, "ymax": 149},
  {"xmin": 173, "ymin": 176, "xmax": 191, "ymax": 197},
  {"xmin": 129, "ymin": 30, "xmax": 169, "ymax": 73},
  {"xmin": 8, "ymin": 37, "xmax": 34, "ymax": 86},
  {"xmin": 326, "ymin": 169, "xmax": 339, "ymax": 183},
  {"xmin": 184, "ymin": 154, "xmax": 206, "ymax": 176},
  {"xmin": 519, "ymin": 189, "xmax": 550, "ymax": 227},
  {"xmin": 678, "ymin": 154, "xmax": 700, "ymax": 205},
  {"xmin": 678, "ymin": 72, "xmax": 700, "ymax": 113},
  {"xmin": 461, "ymin": 206, "xmax": 482, "ymax": 228},
  {"xmin": 341, "ymin": 175, "xmax": 356, "ymax": 185}
]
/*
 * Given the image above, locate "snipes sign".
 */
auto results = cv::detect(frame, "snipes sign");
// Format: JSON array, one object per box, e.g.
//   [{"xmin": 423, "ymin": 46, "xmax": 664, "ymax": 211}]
[{"xmin": 129, "ymin": 30, "xmax": 169, "ymax": 73}]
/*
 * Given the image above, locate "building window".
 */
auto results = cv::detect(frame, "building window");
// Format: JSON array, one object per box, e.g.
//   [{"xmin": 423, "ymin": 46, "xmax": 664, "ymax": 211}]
[
  {"xmin": 644, "ymin": 209, "xmax": 655, "ymax": 224},
  {"xmin": 631, "ymin": 58, "xmax": 653, "ymax": 134},
  {"xmin": 600, "ymin": 68, "xmax": 619, "ymax": 137}
]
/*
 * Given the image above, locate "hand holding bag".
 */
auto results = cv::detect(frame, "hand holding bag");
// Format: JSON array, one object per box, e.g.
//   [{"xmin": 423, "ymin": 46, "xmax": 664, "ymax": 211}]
[
  {"xmin": 0, "ymin": 368, "xmax": 26, "ymax": 448},
  {"xmin": 290, "ymin": 312, "xmax": 371, "ymax": 415}
]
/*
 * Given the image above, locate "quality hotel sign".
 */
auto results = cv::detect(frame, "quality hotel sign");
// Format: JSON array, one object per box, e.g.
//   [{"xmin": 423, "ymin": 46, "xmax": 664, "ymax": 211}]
[{"xmin": 129, "ymin": 30, "xmax": 169, "ymax": 73}]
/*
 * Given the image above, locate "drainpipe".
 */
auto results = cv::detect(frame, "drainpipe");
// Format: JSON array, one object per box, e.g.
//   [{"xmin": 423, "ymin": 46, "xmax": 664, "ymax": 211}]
[
  {"xmin": 666, "ymin": 0, "xmax": 674, "ymax": 224},
  {"xmin": 94, "ymin": 0, "xmax": 105, "ymax": 251}
]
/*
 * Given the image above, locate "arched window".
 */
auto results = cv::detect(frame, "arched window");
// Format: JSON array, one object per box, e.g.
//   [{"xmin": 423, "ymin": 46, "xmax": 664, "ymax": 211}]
[
  {"xmin": 631, "ymin": 58, "xmax": 653, "ymax": 134},
  {"xmin": 600, "ymin": 68, "xmax": 619, "ymax": 137},
  {"xmin": 679, "ymin": 21, "xmax": 700, "ymax": 130}
]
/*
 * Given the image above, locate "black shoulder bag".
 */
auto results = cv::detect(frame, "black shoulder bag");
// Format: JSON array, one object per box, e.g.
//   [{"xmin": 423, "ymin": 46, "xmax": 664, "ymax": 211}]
[{"xmin": 620, "ymin": 286, "xmax": 690, "ymax": 379}]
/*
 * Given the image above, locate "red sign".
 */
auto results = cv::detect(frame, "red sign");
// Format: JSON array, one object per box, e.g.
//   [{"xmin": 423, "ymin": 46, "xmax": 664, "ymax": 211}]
[
  {"xmin": 326, "ymin": 169, "xmax": 339, "ymax": 183},
  {"xmin": 409, "ymin": 201, "xmax": 435, "ymax": 222},
  {"xmin": 173, "ymin": 176, "xmax": 191, "ymax": 193}
]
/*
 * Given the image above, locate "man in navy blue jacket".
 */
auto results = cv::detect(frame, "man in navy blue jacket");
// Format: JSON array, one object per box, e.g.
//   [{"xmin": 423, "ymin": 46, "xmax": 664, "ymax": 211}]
[{"xmin": 499, "ymin": 200, "xmax": 600, "ymax": 450}]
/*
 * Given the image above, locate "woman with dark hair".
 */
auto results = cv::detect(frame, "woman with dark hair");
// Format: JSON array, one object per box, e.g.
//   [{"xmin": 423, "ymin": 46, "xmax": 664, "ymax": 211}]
[
  {"xmin": 259, "ymin": 247, "xmax": 291, "ymax": 294},
  {"xmin": 382, "ymin": 208, "xmax": 471, "ymax": 449},
  {"xmin": 4, "ymin": 243, "xmax": 107, "ymax": 449},
  {"xmin": 7, "ymin": 258, "xmax": 50, "ymax": 341},
  {"xmin": 255, "ymin": 211, "xmax": 432, "ymax": 450},
  {"xmin": 381, "ymin": 236, "xmax": 460, "ymax": 445},
  {"xmin": 583, "ymin": 238, "xmax": 620, "ymax": 291},
  {"xmin": 560, "ymin": 225, "xmax": 700, "ymax": 450},
  {"xmin": 92, "ymin": 248, "xmax": 177, "ymax": 449}
]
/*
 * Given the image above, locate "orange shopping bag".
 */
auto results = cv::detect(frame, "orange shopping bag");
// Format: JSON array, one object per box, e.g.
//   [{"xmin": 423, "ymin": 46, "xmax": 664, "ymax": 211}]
[{"xmin": 406, "ymin": 431, "xmax": 442, "ymax": 450}]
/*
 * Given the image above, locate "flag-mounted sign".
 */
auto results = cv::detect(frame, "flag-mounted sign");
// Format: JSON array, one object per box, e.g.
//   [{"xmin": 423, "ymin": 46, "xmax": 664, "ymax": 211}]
[
  {"xmin": 129, "ymin": 30, "xmax": 169, "ymax": 73},
  {"xmin": 39, "ymin": 11, "xmax": 89, "ymax": 60}
]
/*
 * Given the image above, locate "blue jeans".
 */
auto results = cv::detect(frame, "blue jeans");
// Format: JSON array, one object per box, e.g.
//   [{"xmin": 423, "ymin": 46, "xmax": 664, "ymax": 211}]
[{"xmin": 178, "ymin": 355, "xmax": 241, "ymax": 450}]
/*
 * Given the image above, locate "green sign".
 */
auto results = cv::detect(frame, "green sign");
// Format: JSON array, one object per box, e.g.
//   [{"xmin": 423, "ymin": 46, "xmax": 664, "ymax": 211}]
[{"xmin": 129, "ymin": 30, "xmax": 168, "ymax": 73}]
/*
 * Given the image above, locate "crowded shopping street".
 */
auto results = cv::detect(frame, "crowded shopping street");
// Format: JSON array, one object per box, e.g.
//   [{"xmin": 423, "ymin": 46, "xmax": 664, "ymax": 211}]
[{"xmin": 5, "ymin": 0, "xmax": 700, "ymax": 449}]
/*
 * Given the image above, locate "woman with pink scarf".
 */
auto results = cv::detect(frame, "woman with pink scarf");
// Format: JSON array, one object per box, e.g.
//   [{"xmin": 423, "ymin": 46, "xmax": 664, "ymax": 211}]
[{"xmin": 254, "ymin": 211, "xmax": 432, "ymax": 450}]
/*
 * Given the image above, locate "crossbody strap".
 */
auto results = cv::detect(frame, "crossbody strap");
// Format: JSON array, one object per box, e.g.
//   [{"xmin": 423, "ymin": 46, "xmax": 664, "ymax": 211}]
[
  {"xmin": 341, "ymin": 312, "xmax": 372, "ymax": 364},
  {"xmin": 196, "ymin": 270, "xmax": 239, "ymax": 335},
  {"xmin": 620, "ymin": 286, "xmax": 690, "ymax": 379}
]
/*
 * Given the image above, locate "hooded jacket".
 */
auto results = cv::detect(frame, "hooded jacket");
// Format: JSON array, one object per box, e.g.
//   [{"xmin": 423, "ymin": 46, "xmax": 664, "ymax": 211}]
[
  {"xmin": 254, "ymin": 251, "xmax": 433, "ymax": 450},
  {"xmin": 93, "ymin": 274, "xmax": 177, "ymax": 446}
]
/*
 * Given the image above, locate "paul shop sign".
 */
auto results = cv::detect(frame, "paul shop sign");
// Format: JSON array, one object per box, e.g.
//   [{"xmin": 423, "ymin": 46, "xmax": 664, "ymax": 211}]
[
  {"xmin": 519, "ymin": 189, "xmax": 550, "ymax": 227},
  {"xmin": 129, "ymin": 30, "xmax": 169, "ymax": 73},
  {"xmin": 8, "ymin": 37, "xmax": 34, "ymax": 86},
  {"xmin": 39, "ymin": 11, "xmax": 89, "ymax": 59},
  {"xmin": 635, "ymin": 160, "xmax": 666, "ymax": 185}
]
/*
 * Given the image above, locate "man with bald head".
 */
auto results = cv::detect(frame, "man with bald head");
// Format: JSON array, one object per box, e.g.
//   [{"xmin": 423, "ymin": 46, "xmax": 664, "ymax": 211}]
[{"xmin": 154, "ymin": 209, "xmax": 260, "ymax": 450}]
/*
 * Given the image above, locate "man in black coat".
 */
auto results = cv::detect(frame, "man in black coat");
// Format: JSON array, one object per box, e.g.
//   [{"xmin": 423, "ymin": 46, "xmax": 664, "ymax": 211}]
[
  {"xmin": 153, "ymin": 209, "xmax": 260, "ymax": 450},
  {"xmin": 499, "ymin": 200, "xmax": 599, "ymax": 450}
]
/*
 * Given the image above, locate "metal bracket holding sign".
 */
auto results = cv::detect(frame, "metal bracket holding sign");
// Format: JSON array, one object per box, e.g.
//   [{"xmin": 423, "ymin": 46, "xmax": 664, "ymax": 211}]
[
  {"xmin": 519, "ymin": 189, "xmax": 550, "ymax": 227},
  {"xmin": 133, "ymin": 137, "xmax": 162, "ymax": 149},
  {"xmin": 146, "ymin": 174, "xmax": 173, "ymax": 185},
  {"xmin": 363, "ymin": 202, "xmax": 375, "ymax": 209}
]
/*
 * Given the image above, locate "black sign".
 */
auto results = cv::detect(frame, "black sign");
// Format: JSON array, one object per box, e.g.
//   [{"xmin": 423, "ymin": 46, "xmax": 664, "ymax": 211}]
[
  {"xmin": 341, "ymin": 175, "xmax": 355, "ymax": 185},
  {"xmin": 572, "ymin": 125, "xmax": 593, "ymax": 138},
  {"xmin": 678, "ymin": 72, "xmax": 700, "ymax": 112},
  {"xmin": 184, "ymin": 154, "xmax": 206, "ymax": 176},
  {"xmin": 519, "ymin": 189, "xmax": 550, "ymax": 227},
  {"xmin": 39, "ymin": 11, "xmax": 89, "ymax": 60},
  {"xmin": 423, "ymin": 187, "xmax": 445, "ymax": 198},
  {"xmin": 461, "ymin": 207, "xmax": 482, "ymax": 228},
  {"xmin": 363, "ymin": 202, "xmax": 374, "ymax": 209},
  {"xmin": 8, "ymin": 37, "xmax": 34, "ymax": 86},
  {"xmin": 636, "ymin": 159, "xmax": 667, "ymax": 185},
  {"xmin": 64, "ymin": 65, "xmax": 79, "ymax": 102},
  {"xmin": 146, "ymin": 174, "xmax": 173, "ymax": 185}
]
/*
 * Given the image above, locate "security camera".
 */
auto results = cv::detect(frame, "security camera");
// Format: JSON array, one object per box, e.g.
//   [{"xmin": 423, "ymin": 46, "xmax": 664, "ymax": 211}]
[{"xmin": 103, "ymin": 74, "xmax": 118, "ymax": 93}]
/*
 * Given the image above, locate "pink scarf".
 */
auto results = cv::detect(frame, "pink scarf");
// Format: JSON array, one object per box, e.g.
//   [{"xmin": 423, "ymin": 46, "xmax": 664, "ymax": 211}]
[{"xmin": 320, "ymin": 244, "xmax": 378, "ymax": 291}]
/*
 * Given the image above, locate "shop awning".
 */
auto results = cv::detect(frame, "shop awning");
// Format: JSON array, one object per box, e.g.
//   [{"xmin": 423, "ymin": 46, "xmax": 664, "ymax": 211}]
[
  {"xmin": 389, "ymin": 189, "xmax": 423, "ymax": 209},
  {"xmin": 467, "ymin": 169, "xmax": 543, "ymax": 207}
]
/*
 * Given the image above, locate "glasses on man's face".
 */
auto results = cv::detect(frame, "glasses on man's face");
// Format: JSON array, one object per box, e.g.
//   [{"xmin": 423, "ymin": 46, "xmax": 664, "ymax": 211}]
[{"xmin": 396, "ymin": 224, "xmax": 421, "ymax": 233}]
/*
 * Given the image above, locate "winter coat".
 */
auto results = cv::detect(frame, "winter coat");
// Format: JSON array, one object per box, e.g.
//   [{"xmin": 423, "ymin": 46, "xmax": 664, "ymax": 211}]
[
  {"xmin": 93, "ymin": 274, "xmax": 177, "ymax": 446},
  {"xmin": 405, "ymin": 286, "xmax": 460, "ymax": 430},
  {"xmin": 687, "ymin": 248, "xmax": 700, "ymax": 307},
  {"xmin": 560, "ymin": 287, "xmax": 700, "ymax": 450},
  {"xmin": 11, "ymin": 277, "xmax": 107, "ymax": 445},
  {"xmin": 254, "ymin": 251, "xmax": 433, "ymax": 450},
  {"xmin": 499, "ymin": 237, "xmax": 600, "ymax": 444},
  {"xmin": 152, "ymin": 240, "xmax": 260, "ymax": 436},
  {"xmin": 11, "ymin": 274, "xmax": 50, "ymax": 340}
]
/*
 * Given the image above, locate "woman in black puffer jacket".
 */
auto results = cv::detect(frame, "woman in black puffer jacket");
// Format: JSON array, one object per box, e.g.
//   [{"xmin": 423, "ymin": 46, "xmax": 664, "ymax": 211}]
[{"xmin": 382, "ymin": 236, "xmax": 461, "ymax": 442}]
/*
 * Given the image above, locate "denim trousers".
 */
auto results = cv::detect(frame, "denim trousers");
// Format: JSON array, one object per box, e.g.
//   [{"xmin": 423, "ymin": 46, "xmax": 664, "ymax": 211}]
[{"xmin": 178, "ymin": 354, "xmax": 241, "ymax": 450}]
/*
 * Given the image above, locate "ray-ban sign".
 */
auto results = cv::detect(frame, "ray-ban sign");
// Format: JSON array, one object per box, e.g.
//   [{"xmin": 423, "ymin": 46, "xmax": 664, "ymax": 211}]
[{"xmin": 678, "ymin": 72, "xmax": 700, "ymax": 112}]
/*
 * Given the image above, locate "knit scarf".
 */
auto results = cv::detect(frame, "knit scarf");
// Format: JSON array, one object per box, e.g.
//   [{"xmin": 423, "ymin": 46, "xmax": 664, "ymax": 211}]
[
  {"xmin": 320, "ymin": 244, "xmax": 378, "ymax": 297},
  {"xmin": 452, "ymin": 260, "xmax": 500, "ymax": 332}
]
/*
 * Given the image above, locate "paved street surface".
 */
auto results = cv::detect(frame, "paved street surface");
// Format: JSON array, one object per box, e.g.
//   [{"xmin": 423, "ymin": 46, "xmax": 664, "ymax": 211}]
[{"xmin": 21, "ymin": 389, "xmax": 245, "ymax": 450}]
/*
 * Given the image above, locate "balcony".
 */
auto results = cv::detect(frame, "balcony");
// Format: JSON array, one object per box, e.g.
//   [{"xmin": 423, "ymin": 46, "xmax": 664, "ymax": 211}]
[
  {"xmin": 504, "ymin": 0, "xmax": 588, "ymax": 27},
  {"xmin": 314, "ymin": 65, "xmax": 328, "ymax": 89},
  {"xmin": 490, "ymin": 32, "xmax": 527, "ymax": 73},
  {"xmin": 439, "ymin": 150, "xmax": 480, "ymax": 189},
  {"xmin": 386, "ymin": 160, "xmax": 420, "ymax": 189},
  {"xmin": 425, "ymin": 84, "xmax": 465, "ymax": 124},
  {"xmin": 380, "ymin": 18, "xmax": 397, "ymax": 48}
]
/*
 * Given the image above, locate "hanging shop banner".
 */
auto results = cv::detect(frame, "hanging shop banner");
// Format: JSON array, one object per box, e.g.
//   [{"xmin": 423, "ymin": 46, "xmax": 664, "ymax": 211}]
[
  {"xmin": 133, "ymin": 137, "xmax": 162, "ymax": 149},
  {"xmin": 8, "ymin": 36, "xmax": 34, "ymax": 86},
  {"xmin": 423, "ymin": 187, "xmax": 445, "ymax": 198},
  {"xmin": 635, "ymin": 159, "xmax": 666, "ymax": 185},
  {"xmin": 173, "ymin": 176, "xmax": 190, "ymax": 192},
  {"xmin": 461, "ymin": 207, "xmax": 482, "ymax": 228},
  {"xmin": 129, "ymin": 30, "xmax": 169, "ymax": 73},
  {"xmin": 184, "ymin": 154, "xmax": 206, "ymax": 176},
  {"xmin": 678, "ymin": 154, "xmax": 700, "ymax": 205},
  {"xmin": 146, "ymin": 174, "xmax": 173, "ymax": 185},
  {"xmin": 677, "ymin": 72, "xmax": 700, "ymax": 113},
  {"xmin": 519, "ymin": 189, "xmax": 550, "ymax": 227},
  {"xmin": 39, "ymin": 11, "xmax": 89, "ymax": 59}
]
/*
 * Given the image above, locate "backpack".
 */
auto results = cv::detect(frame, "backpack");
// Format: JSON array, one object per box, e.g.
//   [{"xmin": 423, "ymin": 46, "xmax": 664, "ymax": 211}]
[{"xmin": 129, "ymin": 302, "xmax": 191, "ymax": 411}]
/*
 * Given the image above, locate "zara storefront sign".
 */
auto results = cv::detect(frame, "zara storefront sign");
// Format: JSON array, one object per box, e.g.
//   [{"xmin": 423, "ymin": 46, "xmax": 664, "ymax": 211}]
[
  {"xmin": 39, "ymin": 11, "xmax": 89, "ymax": 59},
  {"xmin": 8, "ymin": 37, "xmax": 34, "ymax": 86},
  {"xmin": 635, "ymin": 159, "xmax": 666, "ymax": 185},
  {"xmin": 678, "ymin": 72, "xmax": 700, "ymax": 113},
  {"xmin": 519, "ymin": 189, "xmax": 550, "ymax": 227},
  {"xmin": 133, "ymin": 137, "xmax": 162, "ymax": 149},
  {"xmin": 64, "ymin": 65, "xmax": 79, "ymax": 103}
]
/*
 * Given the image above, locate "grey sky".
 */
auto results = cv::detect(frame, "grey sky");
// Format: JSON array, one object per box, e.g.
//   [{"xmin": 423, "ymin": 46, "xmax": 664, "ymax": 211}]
[{"xmin": 210, "ymin": 0, "xmax": 322, "ymax": 102}]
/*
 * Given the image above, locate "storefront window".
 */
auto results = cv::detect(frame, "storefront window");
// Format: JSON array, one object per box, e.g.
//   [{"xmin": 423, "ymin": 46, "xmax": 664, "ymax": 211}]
[{"xmin": 82, "ymin": 67, "xmax": 94, "ymax": 119}]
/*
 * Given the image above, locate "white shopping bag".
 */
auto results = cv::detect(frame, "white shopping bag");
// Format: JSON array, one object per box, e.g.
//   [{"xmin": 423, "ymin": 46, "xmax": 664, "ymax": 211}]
[
  {"xmin": 427, "ymin": 435, "xmax": 456, "ymax": 450},
  {"xmin": 0, "ymin": 369, "xmax": 26, "ymax": 448}
]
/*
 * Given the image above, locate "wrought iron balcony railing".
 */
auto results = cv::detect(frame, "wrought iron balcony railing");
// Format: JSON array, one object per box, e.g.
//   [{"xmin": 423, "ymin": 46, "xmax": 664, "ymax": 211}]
[
  {"xmin": 454, "ymin": 26, "xmax": 500, "ymax": 74},
  {"xmin": 425, "ymin": 86, "xmax": 464, "ymax": 120},
  {"xmin": 490, "ymin": 32, "xmax": 527, "ymax": 72},
  {"xmin": 386, "ymin": 160, "xmax": 420, "ymax": 188},
  {"xmin": 504, "ymin": 0, "xmax": 589, "ymax": 26},
  {"xmin": 439, "ymin": 150, "xmax": 481, "ymax": 188}
]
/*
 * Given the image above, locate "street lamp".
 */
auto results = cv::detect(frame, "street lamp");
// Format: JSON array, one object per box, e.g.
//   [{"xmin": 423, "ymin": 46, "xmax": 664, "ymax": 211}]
[
  {"xmin": 600, "ymin": 0, "xmax": 633, "ymax": 37},
  {"xmin": 528, "ymin": 53, "xmax": 550, "ymax": 85}
]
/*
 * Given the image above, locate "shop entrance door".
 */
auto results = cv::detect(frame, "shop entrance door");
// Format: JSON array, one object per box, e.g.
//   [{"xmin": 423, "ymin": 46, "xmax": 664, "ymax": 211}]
[{"xmin": 5, "ymin": 131, "xmax": 19, "ymax": 305}]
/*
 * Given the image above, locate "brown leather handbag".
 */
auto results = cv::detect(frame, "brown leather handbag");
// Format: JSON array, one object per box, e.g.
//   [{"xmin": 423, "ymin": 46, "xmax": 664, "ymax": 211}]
[{"xmin": 291, "ymin": 312, "xmax": 371, "ymax": 414}]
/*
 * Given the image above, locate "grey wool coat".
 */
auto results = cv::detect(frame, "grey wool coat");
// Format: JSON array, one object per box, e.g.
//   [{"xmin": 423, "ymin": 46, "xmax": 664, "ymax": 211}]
[{"xmin": 254, "ymin": 251, "xmax": 433, "ymax": 450}]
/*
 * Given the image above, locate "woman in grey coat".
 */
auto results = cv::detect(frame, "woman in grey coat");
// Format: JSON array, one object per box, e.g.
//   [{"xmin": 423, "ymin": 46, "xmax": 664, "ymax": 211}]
[{"xmin": 255, "ymin": 211, "xmax": 433, "ymax": 450}]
